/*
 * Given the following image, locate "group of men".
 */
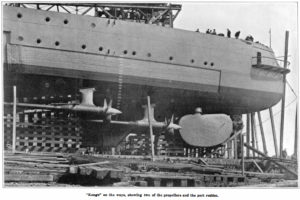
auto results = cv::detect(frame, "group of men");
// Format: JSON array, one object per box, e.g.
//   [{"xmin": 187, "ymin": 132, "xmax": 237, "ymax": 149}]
[{"xmin": 196, "ymin": 28, "xmax": 254, "ymax": 42}]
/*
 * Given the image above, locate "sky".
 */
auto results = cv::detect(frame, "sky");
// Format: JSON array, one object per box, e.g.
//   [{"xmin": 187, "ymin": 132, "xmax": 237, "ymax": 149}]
[{"xmin": 174, "ymin": 2, "xmax": 298, "ymax": 156}]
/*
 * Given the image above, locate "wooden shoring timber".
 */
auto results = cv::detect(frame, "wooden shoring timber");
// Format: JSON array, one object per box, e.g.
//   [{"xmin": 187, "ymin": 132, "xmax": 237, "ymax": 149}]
[
  {"xmin": 246, "ymin": 114, "xmax": 251, "ymax": 157},
  {"xmin": 280, "ymin": 31, "xmax": 289, "ymax": 158},
  {"xmin": 234, "ymin": 137, "xmax": 238, "ymax": 159},
  {"xmin": 12, "ymin": 86, "xmax": 17, "ymax": 153},
  {"xmin": 294, "ymin": 104, "xmax": 298, "ymax": 159},
  {"xmin": 147, "ymin": 96, "xmax": 155, "ymax": 160},
  {"xmin": 250, "ymin": 113, "xmax": 256, "ymax": 157},
  {"xmin": 252, "ymin": 160, "xmax": 264, "ymax": 173},
  {"xmin": 244, "ymin": 143, "xmax": 298, "ymax": 178},
  {"xmin": 240, "ymin": 134, "xmax": 245, "ymax": 176},
  {"xmin": 3, "ymin": 107, "xmax": 83, "ymax": 152},
  {"xmin": 257, "ymin": 111, "xmax": 268, "ymax": 155},
  {"xmin": 269, "ymin": 108, "xmax": 279, "ymax": 157}
]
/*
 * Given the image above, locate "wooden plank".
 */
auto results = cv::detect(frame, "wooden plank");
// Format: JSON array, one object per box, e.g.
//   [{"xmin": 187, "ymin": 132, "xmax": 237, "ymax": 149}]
[
  {"xmin": 5, "ymin": 174, "xmax": 54, "ymax": 182},
  {"xmin": 5, "ymin": 166, "xmax": 67, "ymax": 173},
  {"xmin": 74, "ymin": 161, "xmax": 110, "ymax": 167},
  {"xmin": 4, "ymin": 160, "xmax": 70, "ymax": 168}
]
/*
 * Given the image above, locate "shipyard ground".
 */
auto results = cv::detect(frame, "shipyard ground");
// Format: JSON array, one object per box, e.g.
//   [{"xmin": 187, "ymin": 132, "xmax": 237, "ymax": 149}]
[{"xmin": 4, "ymin": 151, "xmax": 298, "ymax": 187}]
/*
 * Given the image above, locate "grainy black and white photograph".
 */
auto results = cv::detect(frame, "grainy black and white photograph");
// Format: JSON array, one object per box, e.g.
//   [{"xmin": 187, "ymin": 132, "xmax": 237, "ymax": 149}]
[{"xmin": 1, "ymin": 0, "xmax": 299, "ymax": 195}]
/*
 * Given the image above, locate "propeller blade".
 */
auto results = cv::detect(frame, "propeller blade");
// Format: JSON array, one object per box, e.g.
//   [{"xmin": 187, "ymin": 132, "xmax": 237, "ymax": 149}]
[
  {"xmin": 103, "ymin": 99, "xmax": 108, "ymax": 109},
  {"xmin": 166, "ymin": 114, "xmax": 182, "ymax": 131}
]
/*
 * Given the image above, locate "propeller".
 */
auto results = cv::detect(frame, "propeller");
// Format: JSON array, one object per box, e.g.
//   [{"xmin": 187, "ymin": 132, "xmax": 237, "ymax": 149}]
[
  {"xmin": 166, "ymin": 114, "xmax": 181, "ymax": 134},
  {"xmin": 103, "ymin": 99, "xmax": 122, "ymax": 121}
]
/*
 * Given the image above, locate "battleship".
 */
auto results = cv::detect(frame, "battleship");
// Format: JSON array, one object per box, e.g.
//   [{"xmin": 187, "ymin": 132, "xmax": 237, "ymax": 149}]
[{"xmin": 2, "ymin": 3, "xmax": 298, "ymax": 187}]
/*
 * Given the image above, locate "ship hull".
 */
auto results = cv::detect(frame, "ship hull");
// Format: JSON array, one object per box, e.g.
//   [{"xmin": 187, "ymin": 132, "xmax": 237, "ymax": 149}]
[
  {"xmin": 4, "ymin": 65, "xmax": 281, "ymax": 118},
  {"xmin": 3, "ymin": 5, "xmax": 284, "ymax": 117}
]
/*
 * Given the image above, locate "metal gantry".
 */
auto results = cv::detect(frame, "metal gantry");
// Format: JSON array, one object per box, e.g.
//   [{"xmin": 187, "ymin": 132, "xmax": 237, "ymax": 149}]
[{"xmin": 7, "ymin": 3, "xmax": 182, "ymax": 28}]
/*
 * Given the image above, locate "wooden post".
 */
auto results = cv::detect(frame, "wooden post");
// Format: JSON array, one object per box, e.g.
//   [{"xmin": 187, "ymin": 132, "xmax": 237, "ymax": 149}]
[
  {"xmin": 234, "ymin": 137, "xmax": 238, "ymax": 159},
  {"xmin": 280, "ymin": 31, "xmax": 289, "ymax": 158},
  {"xmin": 269, "ymin": 107, "xmax": 279, "ymax": 157},
  {"xmin": 246, "ymin": 114, "xmax": 250, "ymax": 157},
  {"xmin": 257, "ymin": 111, "xmax": 268, "ymax": 155},
  {"xmin": 240, "ymin": 134, "xmax": 245, "ymax": 176},
  {"xmin": 244, "ymin": 143, "xmax": 298, "ymax": 178},
  {"xmin": 252, "ymin": 113, "xmax": 259, "ymax": 155},
  {"xmin": 147, "ymin": 96, "xmax": 155, "ymax": 161},
  {"xmin": 294, "ymin": 104, "xmax": 298, "ymax": 159},
  {"xmin": 12, "ymin": 86, "xmax": 17, "ymax": 153},
  {"xmin": 250, "ymin": 113, "xmax": 256, "ymax": 157},
  {"xmin": 227, "ymin": 141, "xmax": 232, "ymax": 159}
]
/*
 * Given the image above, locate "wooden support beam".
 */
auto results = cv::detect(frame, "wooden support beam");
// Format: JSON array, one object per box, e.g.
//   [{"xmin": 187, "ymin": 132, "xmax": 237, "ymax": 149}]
[
  {"xmin": 257, "ymin": 111, "xmax": 268, "ymax": 155},
  {"xmin": 12, "ymin": 86, "xmax": 17, "ymax": 154},
  {"xmin": 269, "ymin": 107, "xmax": 279, "ymax": 157},
  {"xmin": 244, "ymin": 143, "xmax": 298, "ymax": 178},
  {"xmin": 252, "ymin": 113, "xmax": 259, "ymax": 155},
  {"xmin": 240, "ymin": 134, "xmax": 245, "ymax": 176},
  {"xmin": 234, "ymin": 137, "xmax": 238, "ymax": 159},
  {"xmin": 147, "ymin": 96, "xmax": 155, "ymax": 161},
  {"xmin": 252, "ymin": 160, "xmax": 264, "ymax": 173},
  {"xmin": 246, "ymin": 114, "xmax": 250, "ymax": 157},
  {"xmin": 294, "ymin": 104, "xmax": 298, "ymax": 159},
  {"xmin": 280, "ymin": 31, "xmax": 289, "ymax": 158},
  {"xmin": 250, "ymin": 113, "xmax": 256, "ymax": 157}
]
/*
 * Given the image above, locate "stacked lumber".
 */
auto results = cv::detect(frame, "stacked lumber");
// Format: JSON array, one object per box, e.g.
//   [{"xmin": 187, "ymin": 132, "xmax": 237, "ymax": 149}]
[
  {"xmin": 68, "ymin": 161, "xmax": 125, "ymax": 182},
  {"xmin": 4, "ymin": 152, "xmax": 70, "ymax": 184}
]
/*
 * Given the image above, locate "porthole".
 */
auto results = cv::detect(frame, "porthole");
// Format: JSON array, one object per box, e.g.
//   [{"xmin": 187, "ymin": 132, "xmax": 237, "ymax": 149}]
[
  {"xmin": 132, "ymin": 51, "xmax": 136, "ymax": 55},
  {"xmin": 191, "ymin": 59, "xmax": 194, "ymax": 63},
  {"xmin": 210, "ymin": 62, "xmax": 214, "ymax": 66},
  {"xmin": 17, "ymin": 13, "xmax": 22, "ymax": 18},
  {"xmin": 18, "ymin": 36, "xmax": 24, "ymax": 41},
  {"xmin": 147, "ymin": 53, "xmax": 151, "ymax": 57},
  {"xmin": 99, "ymin": 46, "xmax": 103, "ymax": 51},
  {"xmin": 45, "ymin": 17, "xmax": 50, "ymax": 22},
  {"xmin": 204, "ymin": 61, "xmax": 208, "ymax": 65},
  {"xmin": 91, "ymin": 23, "xmax": 96, "ymax": 28},
  {"xmin": 63, "ymin": 19, "xmax": 68, "ymax": 24},
  {"xmin": 81, "ymin": 44, "xmax": 86, "ymax": 49},
  {"xmin": 36, "ymin": 38, "xmax": 41, "ymax": 44},
  {"xmin": 123, "ymin": 50, "xmax": 128, "ymax": 54},
  {"xmin": 169, "ymin": 56, "xmax": 173, "ymax": 61},
  {"xmin": 55, "ymin": 41, "xmax": 60, "ymax": 46}
]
